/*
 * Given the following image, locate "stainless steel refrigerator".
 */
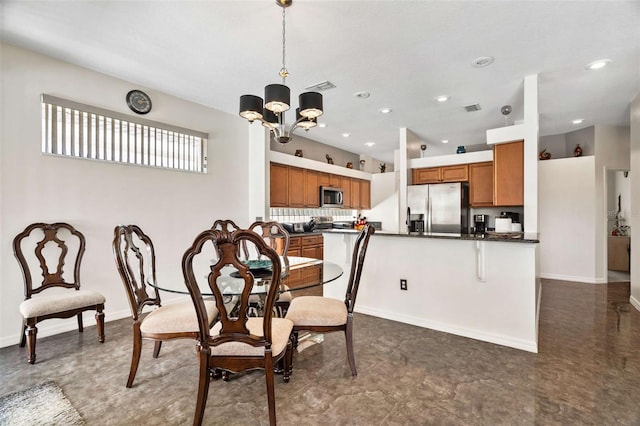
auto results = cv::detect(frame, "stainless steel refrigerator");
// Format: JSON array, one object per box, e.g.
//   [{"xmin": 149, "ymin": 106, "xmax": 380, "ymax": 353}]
[{"xmin": 407, "ymin": 182, "xmax": 469, "ymax": 234}]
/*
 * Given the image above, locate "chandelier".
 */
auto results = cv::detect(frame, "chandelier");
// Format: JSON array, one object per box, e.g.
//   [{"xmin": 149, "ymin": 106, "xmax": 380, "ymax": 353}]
[{"xmin": 239, "ymin": 0, "xmax": 323, "ymax": 144}]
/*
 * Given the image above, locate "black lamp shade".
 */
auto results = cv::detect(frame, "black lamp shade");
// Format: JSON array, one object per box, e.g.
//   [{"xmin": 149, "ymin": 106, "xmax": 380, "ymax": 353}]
[
  {"xmin": 262, "ymin": 108, "xmax": 279, "ymax": 129},
  {"xmin": 239, "ymin": 95, "xmax": 263, "ymax": 121},
  {"xmin": 296, "ymin": 107, "xmax": 316, "ymax": 130},
  {"xmin": 299, "ymin": 92, "xmax": 323, "ymax": 118},
  {"xmin": 265, "ymin": 84, "xmax": 291, "ymax": 113}
]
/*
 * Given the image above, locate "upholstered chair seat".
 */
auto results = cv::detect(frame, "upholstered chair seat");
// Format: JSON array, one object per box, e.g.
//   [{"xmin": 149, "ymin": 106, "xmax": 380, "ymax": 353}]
[
  {"xmin": 140, "ymin": 300, "xmax": 218, "ymax": 335},
  {"xmin": 284, "ymin": 296, "xmax": 347, "ymax": 326},
  {"xmin": 19, "ymin": 290, "xmax": 106, "ymax": 319},
  {"xmin": 210, "ymin": 317, "xmax": 293, "ymax": 357}
]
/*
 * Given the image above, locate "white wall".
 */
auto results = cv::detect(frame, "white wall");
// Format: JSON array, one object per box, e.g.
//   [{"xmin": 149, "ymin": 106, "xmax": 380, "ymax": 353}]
[
  {"xmin": 539, "ymin": 157, "xmax": 598, "ymax": 282},
  {"xmin": 630, "ymin": 92, "xmax": 640, "ymax": 311},
  {"xmin": 0, "ymin": 44, "xmax": 251, "ymax": 346},
  {"xmin": 365, "ymin": 172, "xmax": 399, "ymax": 233}
]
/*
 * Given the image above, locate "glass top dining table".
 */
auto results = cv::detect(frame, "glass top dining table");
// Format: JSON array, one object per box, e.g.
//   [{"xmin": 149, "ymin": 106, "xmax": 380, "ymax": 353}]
[{"xmin": 150, "ymin": 256, "xmax": 343, "ymax": 297}]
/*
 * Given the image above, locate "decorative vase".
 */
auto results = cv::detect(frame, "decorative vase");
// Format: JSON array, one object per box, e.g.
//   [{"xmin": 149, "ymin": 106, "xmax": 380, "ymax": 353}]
[
  {"xmin": 574, "ymin": 144, "xmax": 583, "ymax": 157},
  {"xmin": 456, "ymin": 146, "xmax": 466, "ymax": 154},
  {"xmin": 346, "ymin": 162, "xmax": 353, "ymax": 169},
  {"xmin": 294, "ymin": 149, "xmax": 303, "ymax": 157}
]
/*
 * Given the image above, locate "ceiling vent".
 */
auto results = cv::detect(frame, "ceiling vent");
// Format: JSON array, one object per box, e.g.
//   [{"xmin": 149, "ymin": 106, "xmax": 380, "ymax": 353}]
[
  {"xmin": 305, "ymin": 80, "xmax": 336, "ymax": 91},
  {"xmin": 464, "ymin": 104, "xmax": 482, "ymax": 112}
]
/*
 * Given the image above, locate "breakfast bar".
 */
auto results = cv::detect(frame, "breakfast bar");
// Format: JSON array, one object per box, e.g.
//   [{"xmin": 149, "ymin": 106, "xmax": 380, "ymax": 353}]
[{"xmin": 321, "ymin": 230, "xmax": 540, "ymax": 353}]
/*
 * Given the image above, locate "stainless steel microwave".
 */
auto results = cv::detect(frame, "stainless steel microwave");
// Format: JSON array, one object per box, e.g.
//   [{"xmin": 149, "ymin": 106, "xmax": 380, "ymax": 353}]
[{"xmin": 320, "ymin": 186, "xmax": 344, "ymax": 208}]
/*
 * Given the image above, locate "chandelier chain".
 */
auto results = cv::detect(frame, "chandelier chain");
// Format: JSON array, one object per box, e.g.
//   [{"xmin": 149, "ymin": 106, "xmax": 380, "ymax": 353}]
[{"xmin": 279, "ymin": 5, "xmax": 289, "ymax": 83}]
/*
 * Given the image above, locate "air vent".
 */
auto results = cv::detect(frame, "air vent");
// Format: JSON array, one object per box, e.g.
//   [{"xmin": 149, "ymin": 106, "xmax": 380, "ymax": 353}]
[
  {"xmin": 305, "ymin": 80, "xmax": 336, "ymax": 91},
  {"xmin": 464, "ymin": 104, "xmax": 482, "ymax": 112}
]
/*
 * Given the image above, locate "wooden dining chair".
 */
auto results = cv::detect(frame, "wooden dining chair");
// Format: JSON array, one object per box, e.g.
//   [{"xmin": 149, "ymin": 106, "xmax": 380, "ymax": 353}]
[
  {"xmin": 182, "ymin": 228, "xmax": 294, "ymax": 426},
  {"xmin": 112, "ymin": 225, "xmax": 218, "ymax": 387},
  {"xmin": 13, "ymin": 222, "xmax": 105, "ymax": 364},
  {"xmin": 285, "ymin": 224, "xmax": 374, "ymax": 376},
  {"xmin": 247, "ymin": 221, "xmax": 293, "ymax": 315}
]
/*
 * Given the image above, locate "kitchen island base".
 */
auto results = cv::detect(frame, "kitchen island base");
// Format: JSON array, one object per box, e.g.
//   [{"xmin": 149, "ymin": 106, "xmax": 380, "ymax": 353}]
[{"xmin": 322, "ymin": 232, "xmax": 540, "ymax": 352}]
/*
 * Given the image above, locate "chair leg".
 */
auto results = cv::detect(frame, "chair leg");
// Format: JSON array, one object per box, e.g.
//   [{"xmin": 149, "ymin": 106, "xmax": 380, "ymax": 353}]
[
  {"xmin": 283, "ymin": 337, "xmax": 293, "ymax": 383},
  {"xmin": 19, "ymin": 320, "xmax": 26, "ymax": 347},
  {"xmin": 153, "ymin": 341, "xmax": 162, "ymax": 358},
  {"xmin": 25, "ymin": 321, "xmax": 37, "ymax": 364},
  {"xmin": 265, "ymin": 354, "xmax": 277, "ymax": 426},
  {"xmin": 345, "ymin": 318, "xmax": 357, "ymax": 376},
  {"xmin": 127, "ymin": 326, "xmax": 142, "ymax": 388},
  {"xmin": 193, "ymin": 345, "xmax": 210, "ymax": 426},
  {"xmin": 95, "ymin": 306, "xmax": 105, "ymax": 343},
  {"xmin": 77, "ymin": 313, "xmax": 84, "ymax": 332}
]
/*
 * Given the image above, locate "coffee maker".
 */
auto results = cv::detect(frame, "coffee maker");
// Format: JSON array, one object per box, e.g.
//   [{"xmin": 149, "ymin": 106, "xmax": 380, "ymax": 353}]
[{"xmin": 474, "ymin": 214, "xmax": 489, "ymax": 235}]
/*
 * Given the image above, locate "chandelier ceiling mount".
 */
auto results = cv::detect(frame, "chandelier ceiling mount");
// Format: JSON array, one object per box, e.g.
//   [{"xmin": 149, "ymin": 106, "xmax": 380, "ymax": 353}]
[{"xmin": 238, "ymin": 0, "xmax": 323, "ymax": 144}]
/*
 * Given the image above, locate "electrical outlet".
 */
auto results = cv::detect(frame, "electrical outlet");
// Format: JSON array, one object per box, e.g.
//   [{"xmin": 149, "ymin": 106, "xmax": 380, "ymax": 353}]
[{"xmin": 400, "ymin": 279, "xmax": 408, "ymax": 290}]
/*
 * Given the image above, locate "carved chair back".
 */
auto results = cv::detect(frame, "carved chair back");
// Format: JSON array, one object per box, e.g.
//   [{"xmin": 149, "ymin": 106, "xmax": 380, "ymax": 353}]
[
  {"xmin": 211, "ymin": 219, "xmax": 241, "ymax": 235},
  {"xmin": 13, "ymin": 222, "xmax": 86, "ymax": 299},
  {"xmin": 182, "ymin": 229, "xmax": 282, "ymax": 349},
  {"xmin": 344, "ymin": 224, "xmax": 375, "ymax": 314},
  {"xmin": 113, "ymin": 225, "xmax": 161, "ymax": 321}
]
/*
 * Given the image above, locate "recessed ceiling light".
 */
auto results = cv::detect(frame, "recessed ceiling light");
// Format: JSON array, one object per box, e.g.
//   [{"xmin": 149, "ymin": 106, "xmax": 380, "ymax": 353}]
[
  {"xmin": 471, "ymin": 56, "xmax": 494, "ymax": 68},
  {"xmin": 364, "ymin": 142, "xmax": 376, "ymax": 147},
  {"xmin": 435, "ymin": 95, "xmax": 449, "ymax": 103},
  {"xmin": 318, "ymin": 123, "xmax": 327, "ymax": 128},
  {"xmin": 441, "ymin": 139, "xmax": 449, "ymax": 144},
  {"xmin": 342, "ymin": 133, "xmax": 351, "ymax": 138},
  {"xmin": 572, "ymin": 119, "xmax": 584, "ymax": 124},
  {"xmin": 354, "ymin": 91, "xmax": 370, "ymax": 99},
  {"xmin": 378, "ymin": 107, "xmax": 392, "ymax": 114},
  {"xmin": 586, "ymin": 59, "xmax": 611, "ymax": 70}
]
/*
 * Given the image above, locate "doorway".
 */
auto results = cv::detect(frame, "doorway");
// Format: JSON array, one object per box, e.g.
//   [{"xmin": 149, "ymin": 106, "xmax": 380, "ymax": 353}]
[{"xmin": 606, "ymin": 169, "xmax": 631, "ymax": 282}]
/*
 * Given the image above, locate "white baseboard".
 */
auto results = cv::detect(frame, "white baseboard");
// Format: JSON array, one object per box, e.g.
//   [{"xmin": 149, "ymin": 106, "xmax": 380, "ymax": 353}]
[
  {"xmin": 631, "ymin": 295, "xmax": 640, "ymax": 312},
  {"xmin": 354, "ymin": 305, "xmax": 538, "ymax": 353},
  {"xmin": 540, "ymin": 273, "xmax": 606, "ymax": 284}
]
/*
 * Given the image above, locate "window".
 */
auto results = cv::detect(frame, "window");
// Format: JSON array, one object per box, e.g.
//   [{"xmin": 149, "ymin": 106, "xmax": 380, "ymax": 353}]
[{"xmin": 41, "ymin": 94, "xmax": 208, "ymax": 173}]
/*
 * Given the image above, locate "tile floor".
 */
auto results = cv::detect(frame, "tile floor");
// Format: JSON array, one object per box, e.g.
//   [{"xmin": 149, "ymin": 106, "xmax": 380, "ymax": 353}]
[{"xmin": 1, "ymin": 279, "xmax": 639, "ymax": 425}]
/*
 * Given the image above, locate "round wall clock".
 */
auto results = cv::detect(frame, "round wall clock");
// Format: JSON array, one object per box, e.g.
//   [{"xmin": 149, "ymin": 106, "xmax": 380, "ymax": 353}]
[{"xmin": 126, "ymin": 90, "xmax": 152, "ymax": 114}]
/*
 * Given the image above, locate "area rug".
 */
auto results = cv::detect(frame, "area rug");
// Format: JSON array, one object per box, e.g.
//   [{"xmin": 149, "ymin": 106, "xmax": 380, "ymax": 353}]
[{"xmin": 0, "ymin": 381, "xmax": 84, "ymax": 425}]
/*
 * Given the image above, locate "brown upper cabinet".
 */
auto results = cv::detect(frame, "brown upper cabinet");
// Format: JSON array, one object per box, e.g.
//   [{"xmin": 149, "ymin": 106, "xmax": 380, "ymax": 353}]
[
  {"xmin": 270, "ymin": 163, "xmax": 289, "ymax": 207},
  {"xmin": 288, "ymin": 166, "xmax": 305, "ymax": 207},
  {"xmin": 413, "ymin": 164, "xmax": 469, "ymax": 184},
  {"xmin": 305, "ymin": 170, "xmax": 319, "ymax": 207},
  {"xmin": 493, "ymin": 140, "xmax": 524, "ymax": 206},
  {"xmin": 359, "ymin": 179, "xmax": 371, "ymax": 210},
  {"xmin": 270, "ymin": 162, "xmax": 371, "ymax": 209},
  {"xmin": 469, "ymin": 161, "xmax": 494, "ymax": 207},
  {"xmin": 340, "ymin": 176, "xmax": 352, "ymax": 208}
]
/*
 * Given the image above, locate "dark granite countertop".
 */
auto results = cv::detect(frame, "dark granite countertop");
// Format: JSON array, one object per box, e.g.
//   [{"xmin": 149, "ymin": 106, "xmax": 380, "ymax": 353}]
[{"xmin": 319, "ymin": 229, "xmax": 539, "ymax": 243}]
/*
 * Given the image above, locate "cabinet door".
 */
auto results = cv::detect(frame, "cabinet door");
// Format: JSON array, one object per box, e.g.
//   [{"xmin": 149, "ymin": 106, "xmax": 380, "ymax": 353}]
[
  {"xmin": 360, "ymin": 180, "xmax": 371, "ymax": 210},
  {"xmin": 304, "ymin": 170, "xmax": 319, "ymax": 207},
  {"xmin": 341, "ymin": 176, "xmax": 352, "ymax": 208},
  {"xmin": 318, "ymin": 172, "xmax": 330, "ymax": 187},
  {"xmin": 329, "ymin": 174, "xmax": 341, "ymax": 187},
  {"xmin": 441, "ymin": 164, "xmax": 469, "ymax": 182},
  {"xmin": 270, "ymin": 163, "xmax": 288, "ymax": 207},
  {"xmin": 351, "ymin": 179, "xmax": 361, "ymax": 209},
  {"xmin": 493, "ymin": 141, "xmax": 524, "ymax": 206},
  {"xmin": 288, "ymin": 167, "xmax": 305, "ymax": 207},
  {"xmin": 469, "ymin": 162, "xmax": 494, "ymax": 207},
  {"xmin": 413, "ymin": 167, "xmax": 441, "ymax": 184}
]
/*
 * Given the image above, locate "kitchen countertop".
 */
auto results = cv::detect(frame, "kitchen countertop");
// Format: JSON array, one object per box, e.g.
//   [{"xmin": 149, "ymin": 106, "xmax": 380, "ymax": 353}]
[{"xmin": 318, "ymin": 228, "xmax": 539, "ymax": 243}]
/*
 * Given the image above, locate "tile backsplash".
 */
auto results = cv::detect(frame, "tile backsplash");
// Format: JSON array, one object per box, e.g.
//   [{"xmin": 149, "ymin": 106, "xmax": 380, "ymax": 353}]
[{"xmin": 270, "ymin": 208, "xmax": 356, "ymax": 223}]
